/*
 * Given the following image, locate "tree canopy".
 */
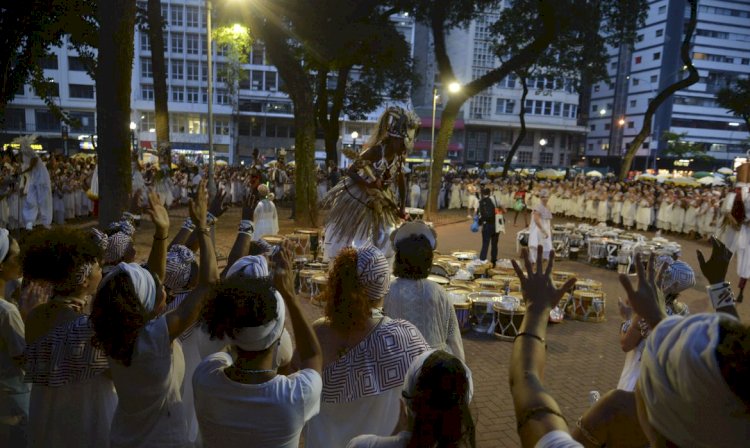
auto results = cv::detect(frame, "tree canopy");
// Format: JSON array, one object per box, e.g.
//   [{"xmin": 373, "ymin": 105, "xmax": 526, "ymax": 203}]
[{"xmin": 717, "ymin": 78, "xmax": 750, "ymax": 129}]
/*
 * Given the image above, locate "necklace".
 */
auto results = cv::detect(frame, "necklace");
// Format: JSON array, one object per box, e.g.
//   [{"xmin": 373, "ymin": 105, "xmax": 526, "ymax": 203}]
[{"xmin": 232, "ymin": 365, "xmax": 277, "ymax": 374}]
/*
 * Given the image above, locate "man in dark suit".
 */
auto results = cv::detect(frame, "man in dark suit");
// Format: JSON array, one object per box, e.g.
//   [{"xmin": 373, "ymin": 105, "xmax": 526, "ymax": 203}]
[{"xmin": 477, "ymin": 187, "xmax": 501, "ymax": 266}]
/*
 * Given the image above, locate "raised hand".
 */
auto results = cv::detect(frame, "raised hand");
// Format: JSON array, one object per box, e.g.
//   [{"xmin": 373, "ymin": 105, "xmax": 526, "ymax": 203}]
[
  {"xmin": 618, "ymin": 253, "xmax": 665, "ymax": 327},
  {"xmin": 18, "ymin": 280, "xmax": 52, "ymax": 319},
  {"xmin": 144, "ymin": 189, "xmax": 169, "ymax": 235},
  {"xmin": 208, "ymin": 188, "xmax": 229, "ymax": 219},
  {"xmin": 696, "ymin": 236, "xmax": 732, "ymax": 285},
  {"xmin": 511, "ymin": 246, "xmax": 577, "ymax": 314},
  {"xmin": 190, "ymin": 179, "xmax": 209, "ymax": 229}
]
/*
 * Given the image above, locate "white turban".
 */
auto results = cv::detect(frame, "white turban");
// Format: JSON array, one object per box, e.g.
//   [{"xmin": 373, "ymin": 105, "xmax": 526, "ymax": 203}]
[
  {"xmin": 0, "ymin": 229, "xmax": 9, "ymax": 262},
  {"xmin": 226, "ymin": 255, "xmax": 269, "ymax": 279},
  {"xmin": 403, "ymin": 349, "xmax": 473, "ymax": 412},
  {"xmin": 105, "ymin": 262, "xmax": 157, "ymax": 313},
  {"xmin": 231, "ymin": 290, "xmax": 285, "ymax": 352},
  {"xmin": 638, "ymin": 314, "xmax": 750, "ymax": 447}
]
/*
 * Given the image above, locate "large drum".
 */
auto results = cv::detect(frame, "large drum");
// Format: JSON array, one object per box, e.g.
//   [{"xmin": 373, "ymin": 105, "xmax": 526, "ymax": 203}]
[
  {"xmin": 298, "ymin": 269, "xmax": 318, "ymax": 295},
  {"xmin": 447, "ymin": 289, "xmax": 473, "ymax": 334},
  {"xmin": 297, "ymin": 228, "xmax": 321, "ymax": 260},
  {"xmin": 450, "ymin": 279, "xmax": 477, "ymax": 291},
  {"xmin": 306, "ymin": 262, "xmax": 328, "ymax": 271},
  {"xmin": 452, "ymin": 251, "xmax": 478, "ymax": 261},
  {"xmin": 571, "ymin": 290, "xmax": 606, "ymax": 322},
  {"xmin": 427, "ymin": 274, "xmax": 450, "ymax": 286},
  {"xmin": 468, "ymin": 292, "xmax": 506, "ymax": 334},
  {"xmin": 404, "ymin": 207, "xmax": 425, "ymax": 221},
  {"xmin": 430, "ymin": 263, "xmax": 451, "ymax": 278},
  {"xmin": 475, "ymin": 278, "xmax": 503, "ymax": 292},
  {"xmin": 262, "ymin": 235, "xmax": 285, "ymax": 246},
  {"xmin": 552, "ymin": 271, "xmax": 576, "ymax": 283},
  {"xmin": 493, "ymin": 298, "xmax": 525, "ymax": 341},
  {"xmin": 491, "ymin": 275, "xmax": 518, "ymax": 289},
  {"xmin": 588, "ymin": 238, "xmax": 608, "ymax": 263},
  {"xmin": 310, "ymin": 275, "xmax": 329, "ymax": 306},
  {"xmin": 575, "ymin": 279, "xmax": 603, "ymax": 291},
  {"xmin": 286, "ymin": 233, "xmax": 310, "ymax": 258}
]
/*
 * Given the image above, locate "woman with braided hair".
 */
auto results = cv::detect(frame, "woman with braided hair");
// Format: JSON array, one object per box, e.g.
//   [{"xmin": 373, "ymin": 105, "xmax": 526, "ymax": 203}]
[{"xmin": 322, "ymin": 107, "xmax": 420, "ymax": 262}]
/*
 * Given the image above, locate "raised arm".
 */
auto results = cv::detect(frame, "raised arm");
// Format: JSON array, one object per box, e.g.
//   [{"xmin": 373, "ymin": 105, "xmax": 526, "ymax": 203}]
[
  {"xmin": 144, "ymin": 190, "xmax": 170, "ymax": 281},
  {"xmin": 166, "ymin": 179, "xmax": 218, "ymax": 341},
  {"xmin": 697, "ymin": 236, "xmax": 739, "ymax": 319},
  {"xmin": 221, "ymin": 192, "xmax": 259, "ymax": 279},
  {"xmin": 509, "ymin": 247, "xmax": 577, "ymax": 447},
  {"xmin": 182, "ymin": 188, "xmax": 228, "ymax": 252},
  {"xmin": 273, "ymin": 241, "xmax": 323, "ymax": 374}
]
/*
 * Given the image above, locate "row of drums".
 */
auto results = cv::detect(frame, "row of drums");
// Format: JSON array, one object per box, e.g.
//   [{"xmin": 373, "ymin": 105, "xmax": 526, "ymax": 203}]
[{"xmin": 444, "ymin": 270, "xmax": 607, "ymax": 342}]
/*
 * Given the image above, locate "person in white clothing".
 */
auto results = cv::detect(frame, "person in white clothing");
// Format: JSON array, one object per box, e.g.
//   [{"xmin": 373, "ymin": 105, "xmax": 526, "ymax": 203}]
[
  {"xmin": 253, "ymin": 185, "xmax": 279, "ymax": 240},
  {"xmin": 384, "ymin": 222, "xmax": 464, "ymax": 360},
  {"xmin": 527, "ymin": 190, "xmax": 553, "ymax": 264},
  {"xmin": 90, "ymin": 181, "xmax": 217, "ymax": 448},
  {"xmin": 15, "ymin": 136, "xmax": 52, "ymax": 230},
  {"xmin": 347, "ymin": 350, "xmax": 475, "ymax": 448},
  {"xmin": 409, "ymin": 180, "xmax": 420, "ymax": 208},
  {"xmin": 193, "ymin": 243, "xmax": 323, "ymax": 448}
]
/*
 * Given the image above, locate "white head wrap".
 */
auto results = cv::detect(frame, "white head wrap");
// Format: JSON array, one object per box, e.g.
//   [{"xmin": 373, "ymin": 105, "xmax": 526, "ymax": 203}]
[
  {"xmin": 638, "ymin": 314, "xmax": 750, "ymax": 447},
  {"xmin": 231, "ymin": 290, "xmax": 285, "ymax": 352},
  {"xmin": 403, "ymin": 349, "xmax": 474, "ymax": 412},
  {"xmin": 0, "ymin": 229, "xmax": 10, "ymax": 262},
  {"xmin": 105, "ymin": 262, "xmax": 157, "ymax": 313},
  {"xmin": 226, "ymin": 255, "xmax": 269, "ymax": 279},
  {"xmin": 356, "ymin": 245, "xmax": 391, "ymax": 301}
]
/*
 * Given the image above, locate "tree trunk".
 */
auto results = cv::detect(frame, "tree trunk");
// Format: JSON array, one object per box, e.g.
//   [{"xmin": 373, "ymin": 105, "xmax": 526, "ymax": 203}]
[
  {"xmin": 502, "ymin": 75, "xmax": 529, "ymax": 177},
  {"xmin": 426, "ymin": 100, "xmax": 460, "ymax": 220},
  {"xmin": 147, "ymin": 0, "xmax": 170, "ymax": 165},
  {"xmin": 96, "ymin": 0, "xmax": 136, "ymax": 227},
  {"xmin": 293, "ymin": 100, "xmax": 319, "ymax": 227},
  {"xmin": 619, "ymin": 0, "xmax": 699, "ymax": 180},
  {"xmin": 323, "ymin": 122, "xmax": 339, "ymax": 164}
]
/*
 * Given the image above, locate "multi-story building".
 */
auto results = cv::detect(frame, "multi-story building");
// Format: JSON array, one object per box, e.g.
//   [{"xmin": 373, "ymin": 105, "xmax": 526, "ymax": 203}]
[
  {"xmin": 586, "ymin": 0, "xmax": 750, "ymax": 171},
  {"xmin": 2, "ymin": 0, "xmax": 416, "ymax": 165},
  {"xmin": 410, "ymin": 8, "xmax": 587, "ymax": 167}
]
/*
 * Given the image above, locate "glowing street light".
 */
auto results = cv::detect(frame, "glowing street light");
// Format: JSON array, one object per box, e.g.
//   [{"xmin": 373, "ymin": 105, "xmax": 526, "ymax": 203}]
[
  {"xmin": 351, "ymin": 131, "xmax": 359, "ymax": 150},
  {"xmin": 448, "ymin": 82, "xmax": 461, "ymax": 93},
  {"xmin": 618, "ymin": 118, "xmax": 626, "ymax": 126},
  {"xmin": 129, "ymin": 122, "xmax": 136, "ymax": 131},
  {"xmin": 728, "ymin": 122, "xmax": 740, "ymax": 127},
  {"xmin": 539, "ymin": 138, "xmax": 548, "ymax": 147},
  {"xmin": 599, "ymin": 109, "xmax": 607, "ymax": 116}
]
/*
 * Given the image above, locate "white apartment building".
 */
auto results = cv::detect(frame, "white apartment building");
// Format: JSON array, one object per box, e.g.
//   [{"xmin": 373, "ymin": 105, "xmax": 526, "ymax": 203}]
[
  {"xmin": 586, "ymin": 0, "xmax": 750, "ymax": 171},
  {"xmin": 410, "ymin": 8, "xmax": 587, "ymax": 167},
  {"xmin": 3, "ymin": 0, "xmax": 415, "ymax": 165}
]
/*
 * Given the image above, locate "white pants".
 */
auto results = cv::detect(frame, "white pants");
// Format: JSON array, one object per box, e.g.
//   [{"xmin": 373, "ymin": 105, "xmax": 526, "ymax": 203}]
[{"xmin": 22, "ymin": 184, "xmax": 53, "ymax": 229}]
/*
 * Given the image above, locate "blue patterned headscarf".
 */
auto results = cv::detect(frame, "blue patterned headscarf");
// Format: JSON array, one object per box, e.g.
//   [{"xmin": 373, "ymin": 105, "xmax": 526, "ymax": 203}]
[{"xmin": 355, "ymin": 245, "xmax": 391, "ymax": 301}]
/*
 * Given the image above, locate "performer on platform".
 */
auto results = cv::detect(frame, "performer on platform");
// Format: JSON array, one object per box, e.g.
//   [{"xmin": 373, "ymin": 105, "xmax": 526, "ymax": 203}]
[{"xmin": 321, "ymin": 107, "xmax": 419, "ymax": 261}]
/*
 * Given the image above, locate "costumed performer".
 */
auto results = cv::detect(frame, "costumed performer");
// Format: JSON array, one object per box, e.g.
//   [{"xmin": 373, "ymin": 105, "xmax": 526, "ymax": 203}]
[
  {"xmin": 322, "ymin": 107, "xmax": 419, "ymax": 261},
  {"xmin": 15, "ymin": 135, "xmax": 52, "ymax": 230}
]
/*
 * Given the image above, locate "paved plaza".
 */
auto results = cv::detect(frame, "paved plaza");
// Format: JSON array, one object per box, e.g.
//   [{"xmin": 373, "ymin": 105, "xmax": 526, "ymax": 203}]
[{"xmin": 129, "ymin": 206, "xmax": 749, "ymax": 448}]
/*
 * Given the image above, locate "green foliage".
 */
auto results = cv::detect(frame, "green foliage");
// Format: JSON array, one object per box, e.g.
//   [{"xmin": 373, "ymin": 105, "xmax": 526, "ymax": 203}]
[
  {"xmin": 212, "ymin": 25, "xmax": 252, "ymax": 100},
  {"xmin": 716, "ymin": 78, "xmax": 750, "ymax": 127},
  {"xmin": 661, "ymin": 131, "xmax": 714, "ymax": 161}
]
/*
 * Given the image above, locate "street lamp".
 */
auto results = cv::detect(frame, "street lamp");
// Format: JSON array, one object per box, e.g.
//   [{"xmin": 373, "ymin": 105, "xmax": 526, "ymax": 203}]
[
  {"xmin": 618, "ymin": 117, "xmax": 626, "ymax": 126},
  {"xmin": 539, "ymin": 138, "xmax": 548, "ymax": 147},
  {"xmin": 599, "ymin": 109, "xmax": 606, "ymax": 116},
  {"xmin": 129, "ymin": 121, "xmax": 139, "ymax": 159},
  {"xmin": 351, "ymin": 131, "xmax": 359, "ymax": 150},
  {"xmin": 426, "ymin": 88, "xmax": 440, "ymax": 218},
  {"xmin": 206, "ymin": 0, "xmax": 216, "ymax": 198},
  {"xmin": 448, "ymin": 82, "xmax": 461, "ymax": 93}
]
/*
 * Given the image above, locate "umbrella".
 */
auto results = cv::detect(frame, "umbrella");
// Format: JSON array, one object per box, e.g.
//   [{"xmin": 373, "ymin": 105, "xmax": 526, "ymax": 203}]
[
  {"xmin": 215, "ymin": 159, "xmax": 228, "ymax": 166},
  {"xmin": 637, "ymin": 173, "xmax": 657, "ymax": 181},
  {"xmin": 717, "ymin": 167, "xmax": 734, "ymax": 175},
  {"xmin": 698, "ymin": 176, "xmax": 725, "ymax": 186},
  {"xmin": 671, "ymin": 177, "xmax": 699, "ymax": 186},
  {"xmin": 656, "ymin": 174, "xmax": 671, "ymax": 184},
  {"xmin": 264, "ymin": 160, "xmax": 278, "ymax": 167},
  {"xmin": 692, "ymin": 171, "xmax": 713, "ymax": 179},
  {"xmin": 586, "ymin": 170, "xmax": 603, "ymax": 178},
  {"xmin": 535, "ymin": 168, "xmax": 559, "ymax": 179}
]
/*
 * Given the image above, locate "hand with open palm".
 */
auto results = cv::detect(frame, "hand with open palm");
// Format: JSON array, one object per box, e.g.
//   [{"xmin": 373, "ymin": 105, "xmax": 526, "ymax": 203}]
[{"xmin": 512, "ymin": 246, "xmax": 577, "ymax": 314}]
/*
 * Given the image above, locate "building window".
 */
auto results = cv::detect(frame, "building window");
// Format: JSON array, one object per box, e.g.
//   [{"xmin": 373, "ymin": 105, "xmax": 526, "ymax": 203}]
[
  {"xmin": 251, "ymin": 44, "xmax": 264, "ymax": 65},
  {"xmin": 540, "ymin": 152, "xmax": 553, "ymax": 166},
  {"xmin": 68, "ymin": 57, "xmax": 87, "ymax": 71},
  {"xmin": 604, "ymin": 123, "xmax": 611, "ymax": 131},
  {"xmin": 610, "ymin": 62, "xmax": 617, "ymax": 69},
  {"xmin": 251, "ymin": 70, "xmax": 263, "ymax": 90},
  {"xmin": 69, "ymin": 84, "xmax": 94, "ymax": 99},
  {"xmin": 594, "ymin": 84, "xmax": 600, "ymax": 92},
  {"xmin": 141, "ymin": 84, "xmax": 154, "ymax": 100},
  {"xmin": 170, "ymin": 6, "xmax": 183, "ymax": 26},
  {"xmin": 656, "ymin": 29, "xmax": 664, "ymax": 37},
  {"xmin": 69, "ymin": 111, "xmax": 95, "ymax": 132},
  {"xmin": 637, "ymin": 34, "xmax": 644, "ymax": 42},
  {"xmin": 518, "ymin": 151, "xmax": 532, "ymax": 164},
  {"xmin": 590, "ymin": 124, "xmax": 596, "ymax": 131},
  {"xmin": 141, "ymin": 58, "xmax": 152, "ymax": 78},
  {"xmin": 628, "ymin": 121, "xmax": 635, "ymax": 128},
  {"xmin": 171, "ymin": 87, "xmax": 184, "ymax": 102},
  {"xmin": 630, "ymin": 99, "xmax": 637, "ymax": 107},
  {"xmin": 35, "ymin": 109, "xmax": 60, "ymax": 132},
  {"xmin": 265, "ymin": 71, "xmax": 277, "ymax": 91},
  {"xmin": 658, "ymin": 5, "xmax": 666, "ymax": 14},
  {"xmin": 186, "ymin": 87, "xmax": 199, "ymax": 103},
  {"xmin": 634, "ymin": 56, "xmax": 642, "ymax": 64},
  {"xmin": 34, "ymin": 82, "xmax": 59, "ymax": 97},
  {"xmin": 650, "ymin": 75, "xmax": 658, "ymax": 83},
  {"xmin": 39, "ymin": 56, "xmax": 58, "ymax": 70},
  {"xmin": 171, "ymin": 34, "xmax": 183, "ymax": 53},
  {"xmin": 592, "ymin": 104, "xmax": 598, "ymax": 112},
  {"xmin": 495, "ymin": 98, "xmax": 515, "ymax": 114},
  {"xmin": 633, "ymin": 78, "xmax": 640, "ymax": 86},
  {"xmin": 187, "ymin": 61, "xmax": 199, "ymax": 81},
  {"xmin": 216, "ymin": 89, "xmax": 229, "ymax": 104},
  {"xmin": 186, "ymin": 34, "xmax": 199, "ymax": 54},
  {"xmin": 140, "ymin": 112, "xmax": 155, "ymax": 132},
  {"xmin": 140, "ymin": 33, "xmax": 151, "ymax": 51},
  {"xmin": 4, "ymin": 108, "xmax": 26, "ymax": 131},
  {"xmin": 588, "ymin": 143, "xmax": 594, "ymax": 152},
  {"xmin": 215, "ymin": 119, "xmax": 230, "ymax": 136},
  {"xmin": 653, "ymin": 52, "xmax": 661, "ymax": 61},
  {"xmin": 171, "ymin": 61, "xmax": 183, "ymax": 80},
  {"xmin": 186, "ymin": 6, "xmax": 199, "ymax": 27}
]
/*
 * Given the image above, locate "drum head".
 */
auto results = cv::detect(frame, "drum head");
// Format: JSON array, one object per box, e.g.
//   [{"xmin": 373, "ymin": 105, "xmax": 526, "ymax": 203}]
[{"xmin": 427, "ymin": 274, "xmax": 449, "ymax": 285}]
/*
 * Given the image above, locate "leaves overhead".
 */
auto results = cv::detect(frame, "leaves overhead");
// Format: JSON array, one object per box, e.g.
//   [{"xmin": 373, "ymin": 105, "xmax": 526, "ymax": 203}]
[{"xmin": 716, "ymin": 78, "xmax": 750, "ymax": 128}]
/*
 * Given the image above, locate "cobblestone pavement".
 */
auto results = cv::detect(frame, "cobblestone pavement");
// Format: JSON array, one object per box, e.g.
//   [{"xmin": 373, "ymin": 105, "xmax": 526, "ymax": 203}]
[{"xmin": 128, "ymin": 205, "xmax": 747, "ymax": 448}]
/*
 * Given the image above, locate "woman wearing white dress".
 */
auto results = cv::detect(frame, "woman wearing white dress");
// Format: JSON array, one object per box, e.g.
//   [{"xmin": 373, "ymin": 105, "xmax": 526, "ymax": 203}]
[
  {"xmin": 253, "ymin": 185, "xmax": 279, "ymax": 240},
  {"xmin": 621, "ymin": 192, "xmax": 636, "ymax": 229},
  {"xmin": 683, "ymin": 196, "xmax": 700, "ymax": 238},
  {"xmin": 635, "ymin": 194, "xmax": 653, "ymax": 231},
  {"xmin": 655, "ymin": 192, "xmax": 671, "ymax": 232},
  {"xmin": 670, "ymin": 196, "xmax": 686, "ymax": 234},
  {"xmin": 596, "ymin": 188, "xmax": 609, "ymax": 224},
  {"xmin": 528, "ymin": 190, "xmax": 553, "ymax": 263},
  {"xmin": 448, "ymin": 180, "xmax": 461, "ymax": 209},
  {"xmin": 611, "ymin": 191, "xmax": 623, "ymax": 226}
]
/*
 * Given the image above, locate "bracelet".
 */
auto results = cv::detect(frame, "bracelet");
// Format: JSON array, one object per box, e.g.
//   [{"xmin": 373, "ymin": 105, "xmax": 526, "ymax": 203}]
[
  {"xmin": 207, "ymin": 212, "xmax": 217, "ymax": 227},
  {"xmin": 514, "ymin": 332, "xmax": 546, "ymax": 347},
  {"xmin": 197, "ymin": 227, "xmax": 210, "ymax": 235},
  {"xmin": 238, "ymin": 219, "xmax": 254, "ymax": 236},
  {"xmin": 182, "ymin": 217, "xmax": 196, "ymax": 231},
  {"xmin": 153, "ymin": 234, "xmax": 169, "ymax": 241},
  {"xmin": 707, "ymin": 281, "xmax": 735, "ymax": 309},
  {"xmin": 638, "ymin": 318, "xmax": 650, "ymax": 338}
]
